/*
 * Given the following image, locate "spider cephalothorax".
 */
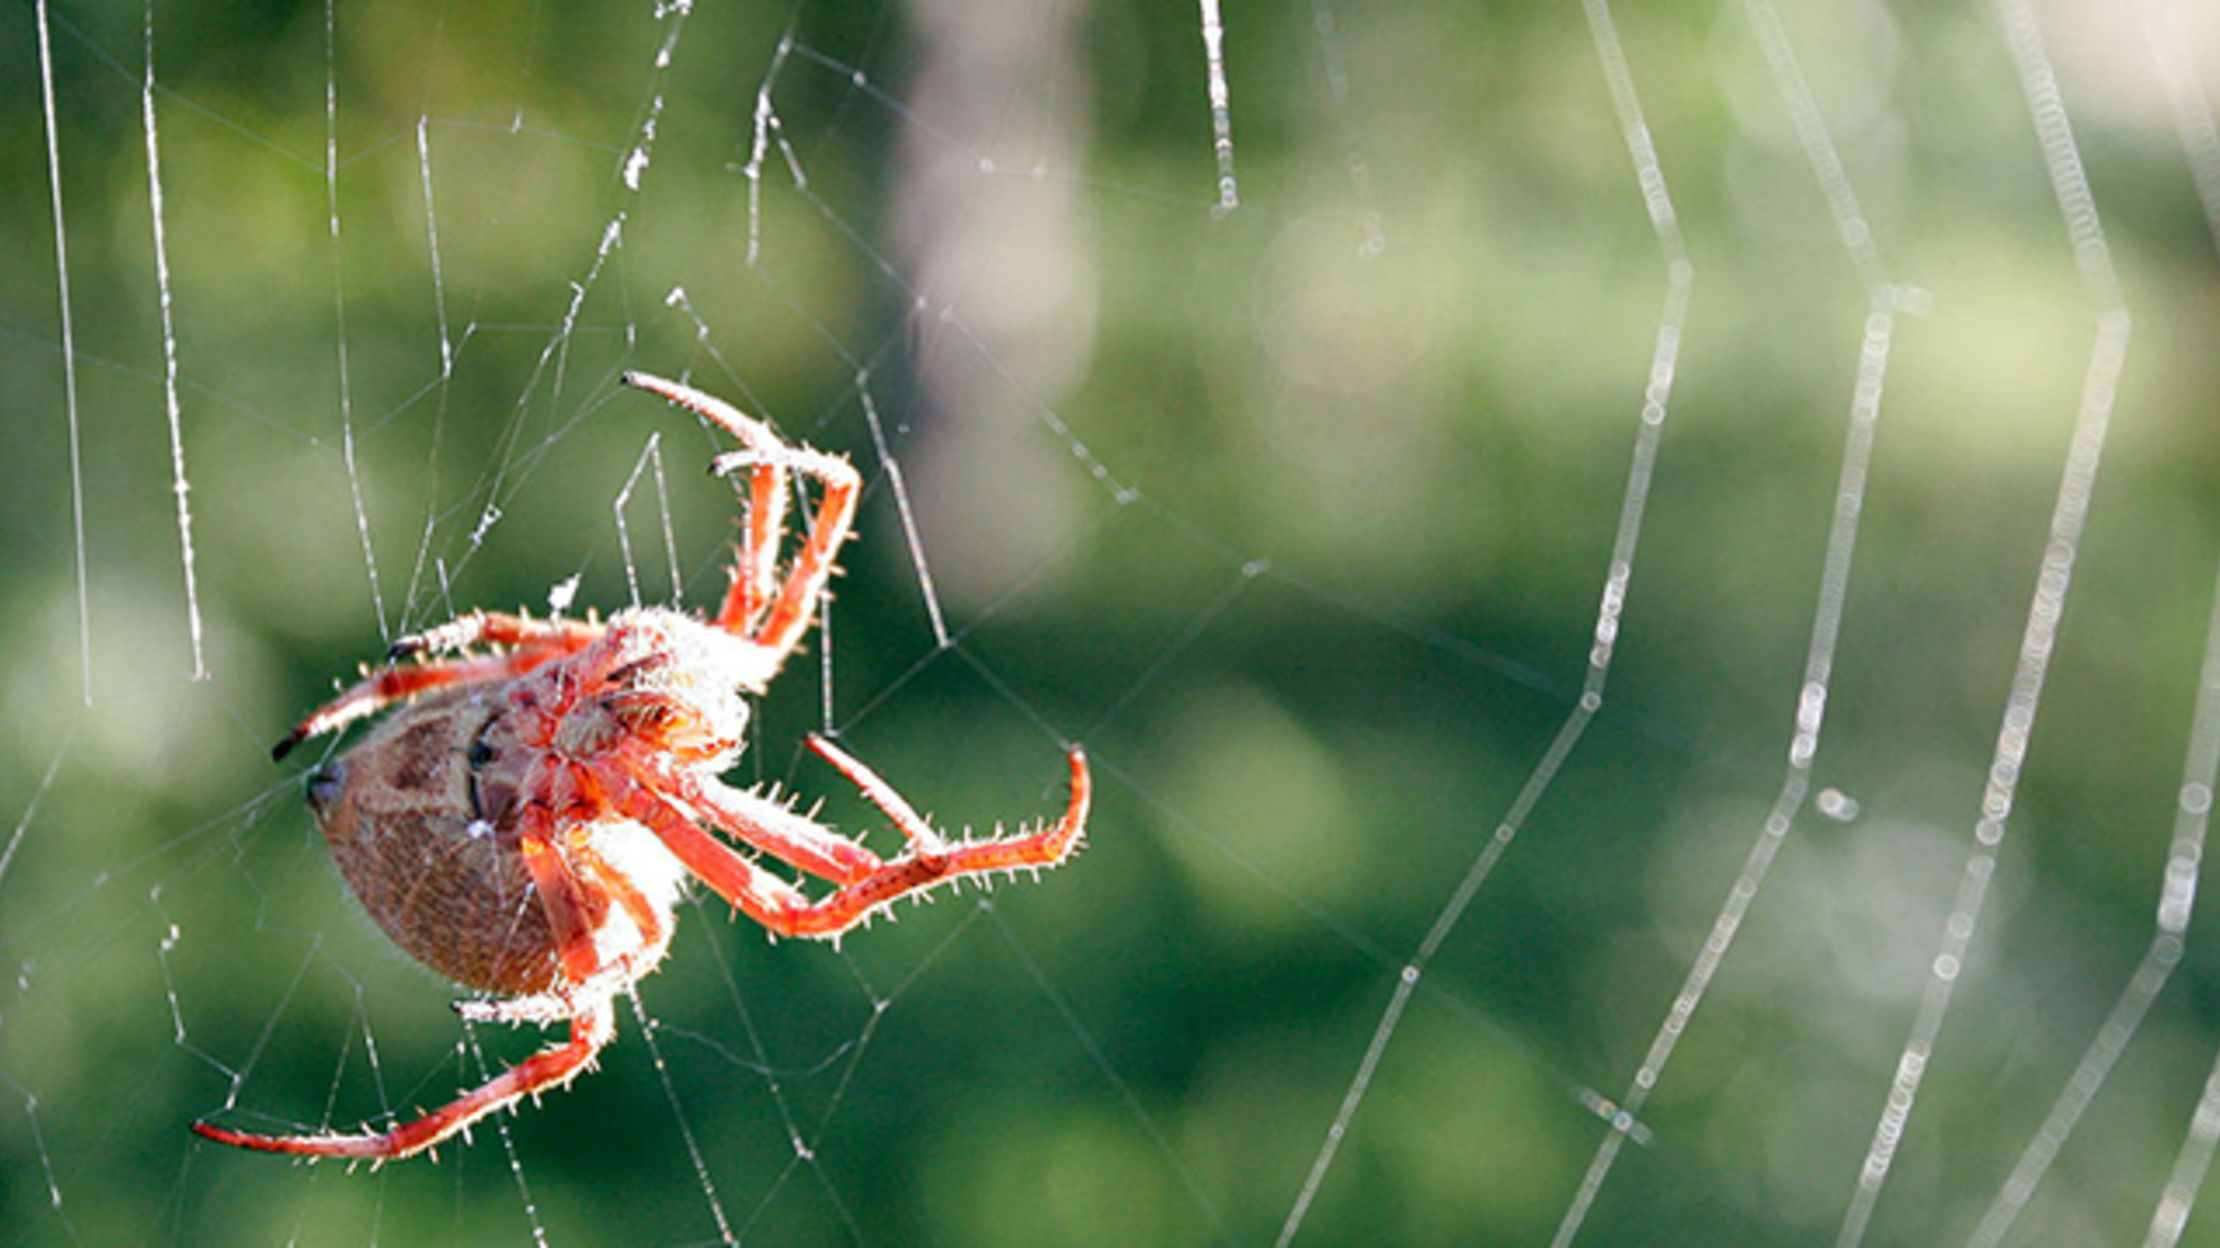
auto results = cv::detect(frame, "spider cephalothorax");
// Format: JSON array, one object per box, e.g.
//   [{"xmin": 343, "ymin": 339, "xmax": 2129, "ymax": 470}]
[{"xmin": 191, "ymin": 372, "xmax": 1089, "ymax": 1161}]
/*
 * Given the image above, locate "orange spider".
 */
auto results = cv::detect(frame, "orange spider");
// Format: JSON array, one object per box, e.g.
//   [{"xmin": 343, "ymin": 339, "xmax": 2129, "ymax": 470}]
[{"xmin": 191, "ymin": 372, "xmax": 1089, "ymax": 1162}]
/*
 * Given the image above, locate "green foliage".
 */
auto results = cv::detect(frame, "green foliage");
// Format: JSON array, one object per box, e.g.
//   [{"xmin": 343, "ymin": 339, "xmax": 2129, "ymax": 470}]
[{"xmin": 3, "ymin": 1, "xmax": 2219, "ymax": 1244}]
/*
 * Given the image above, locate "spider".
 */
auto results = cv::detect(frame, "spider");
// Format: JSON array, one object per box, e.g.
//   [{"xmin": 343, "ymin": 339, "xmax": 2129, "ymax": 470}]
[{"xmin": 190, "ymin": 371, "xmax": 1090, "ymax": 1162}]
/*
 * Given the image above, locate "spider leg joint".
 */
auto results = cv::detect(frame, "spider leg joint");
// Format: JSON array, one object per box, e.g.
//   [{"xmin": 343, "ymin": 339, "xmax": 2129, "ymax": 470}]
[{"xmin": 710, "ymin": 448, "xmax": 793, "ymax": 478}]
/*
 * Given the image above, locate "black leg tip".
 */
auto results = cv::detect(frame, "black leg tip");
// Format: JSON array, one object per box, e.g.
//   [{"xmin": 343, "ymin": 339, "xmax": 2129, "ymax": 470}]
[{"xmin": 271, "ymin": 732, "xmax": 304, "ymax": 763}]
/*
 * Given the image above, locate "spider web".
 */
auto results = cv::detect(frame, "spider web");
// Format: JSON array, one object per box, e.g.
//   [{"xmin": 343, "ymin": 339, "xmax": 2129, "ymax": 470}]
[{"xmin": 5, "ymin": 0, "xmax": 2220, "ymax": 1244}]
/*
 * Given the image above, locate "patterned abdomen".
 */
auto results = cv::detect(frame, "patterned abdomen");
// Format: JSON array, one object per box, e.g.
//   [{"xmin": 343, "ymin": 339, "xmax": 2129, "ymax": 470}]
[{"xmin": 310, "ymin": 689, "xmax": 565, "ymax": 996}]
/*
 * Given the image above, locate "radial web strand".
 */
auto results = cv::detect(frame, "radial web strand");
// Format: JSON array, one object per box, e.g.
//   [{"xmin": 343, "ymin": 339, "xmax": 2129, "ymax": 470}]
[
  {"xmin": 1971, "ymin": 546, "xmax": 2220, "ymax": 1246},
  {"xmin": 1281, "ymin": 0, "xmax": 1692, "ymax": 1236},
  {"xmin": 1555, "ymin": 0, "xmax": 1912, "ymax": 1236},
  {"xmin": 140, "ymin": 0, "xmax": 207, "ymax": 682},
  {"xmin": 2138, "ymin": 6, "xmax": 2220, "ymax": 1240},
  {"xmin": 34, "ymin": 0, "xmax": 92, "ymax": 710},
  {"xmin": 323, "ymin": 0, "xmax": 386, "ymax": 646},
  {"xmin": 1196, "ymin": 0, "xmax": 1239, "ymax": 215},
  {"xmin": 1837, "ymin": 0, "xmax": 2131, "ymax": 1238}
]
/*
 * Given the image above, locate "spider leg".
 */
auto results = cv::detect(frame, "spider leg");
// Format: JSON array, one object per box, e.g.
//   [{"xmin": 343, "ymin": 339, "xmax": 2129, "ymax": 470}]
[
  {"xmin": 568, "ymin": 837, "xmax": 667, "ymax": 950},
  {"xmin": 192, "ymin": 812, "xmax": 616, "ymax": 1162},
  {"xmin": 622, "ymin": 371, "xmax": 860, "ymax": 663},
  {"xmin": 619, "ymin": 786, "xmax": 815, "ymax": 923},
  {"xmin": 804, "ymin": 733, "xmax": 951, "ymax": 855},
  {"xmin": 386, "ymin": 610, "xmax": 601, "ymax": 661},
  {"xmin": 622, "ymin": 749, "xmax": 1090, "ymax": 939},
  {"xmin": 518, "ymin": 818, "xmax": 604, "ymax": 987},
  {"xmin": 640, "ymin": 760, "xmax": 886, "ymax": 885},
  {"xmin": 710, "ymin": 447, "xmax": 789, "ymax": 637},
  {"xmin": 456, "ymin": 837, "xmax": 664, "ymax": 1028},
  {"xmin": 621, "ymin": 372, "xmax": 790, "ymax": 635},
  {"xmin": 456, "ymin": 992, "xmax": 569, "ymax": 1027},
  {"xmin": 271, "ymin": 647, "xmax": 569, "ymax": 761},
  {"xmin": 190, "ymin": 999, "xmax": 615, "ymax": 1162},
  {"xmin": 737, "ymin": 441, "xmax": 858, "ymax": 660}
]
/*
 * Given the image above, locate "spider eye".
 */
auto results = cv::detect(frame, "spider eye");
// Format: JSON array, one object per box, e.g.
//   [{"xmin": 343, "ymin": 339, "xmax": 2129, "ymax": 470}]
[{"xmin": 465, "ymin": 739, "xmax": 495, "ymax": 769}]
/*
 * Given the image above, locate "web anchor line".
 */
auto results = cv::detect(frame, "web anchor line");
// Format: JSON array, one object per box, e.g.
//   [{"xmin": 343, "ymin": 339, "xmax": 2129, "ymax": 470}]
[
  {"xmin": 611, "ymin": 431, "xmax": 683, "ymax": 611},
  {"xmin": 0, "ymin": 738, "xmax": 71, "ymax": 895},
  {"xmin": 2134, "ymin": 2, "xmax": 2220, "ymax": 1242},
  {"xmin": 1835, "ymin": 0, "xmax": 2129, "ymax": 1238},
  {"xmin": 35, "ymin": 0, "xmax": 92, "ymax": 708},
  {"xmin": 13, "ymin": 1083, "xmax": 76, "ymax": 1239},
  {"xmin": 462, "ymin": 1023, "xmax": 551, "ymax": 1248},
  {"xmin": 1968, "ymin": 536, "xmax": 2220, "ymax": 1248},
  {"xmin": 1551, "ymin": 0, "xmax": 1918, "ymax": 1235},
  {"xmin": 324, "ymin": 0, "xmax": 385, "ymax": 646},
  {"xmin": 142, "ymin": 1, "xmax": 207, "ymax": 681},
  {"xmin": 742, "ymin": 31, "xmax": 804, "ymax": 268},
  {"xmin": 1196, "ymin": 0, "xmax": 1240, "ymax": 215},
  {"xmin": 1556, "ymin": 296, "xmax": 1901, "ymax": 1247},
  {"xmin": 411, "ymin": 0, "xmax": 695, "ymax": 618},
  {"xmin": 627, "ymin": 991, "xmax": 736, "ymax": 1247},
  {"xmin": 989, "ymin": 906, "xmax": 1229, "ymax": 1236},
  {"xmin": 396, "ymin": 114, "xmax": 457, "ymax": 632},
  {"xmin": 1279, "ymin": 0, "xmax": 1690, "ymax": 1235},
  {"xmin": 856, "ymin": 377, "xmax": 950, "ymax": 648}
]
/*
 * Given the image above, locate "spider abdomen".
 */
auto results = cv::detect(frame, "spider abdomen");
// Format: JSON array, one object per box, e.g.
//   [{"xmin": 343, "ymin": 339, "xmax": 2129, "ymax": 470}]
[
  {"xmin": 309, "ymin": 685, "xmax": 683, "ymax": 997},
  {"xmin": 310, "ymin": 687, "xmax": 561, "ymax": 994}
]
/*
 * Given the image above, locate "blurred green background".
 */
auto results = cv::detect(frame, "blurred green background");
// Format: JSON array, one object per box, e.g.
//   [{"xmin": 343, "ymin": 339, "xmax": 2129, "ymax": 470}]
[{"xmin": 5, "ymin": 0, "xmax": 2220, "ymax": 1243}]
